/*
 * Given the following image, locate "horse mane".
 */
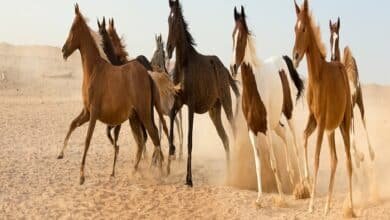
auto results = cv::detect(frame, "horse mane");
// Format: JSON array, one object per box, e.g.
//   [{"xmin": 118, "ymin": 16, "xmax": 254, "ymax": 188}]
[
  {"xmin": 108, "ymin": 28, "xmax": 129, "ymax": 62},
  {"xmin": 307, "ymin": 12, "xmax": 327, "ymax": 58},
  {"xmin": 76, "ymin": 13, "xmax": 109, "ymax": 62},
  {"xmin": 243, "ymin": 34, "xmax": 261, "ymax": 69},
  {"xmin": 175, "ymin": 3, "xmax": 196, "ymax": 49}
]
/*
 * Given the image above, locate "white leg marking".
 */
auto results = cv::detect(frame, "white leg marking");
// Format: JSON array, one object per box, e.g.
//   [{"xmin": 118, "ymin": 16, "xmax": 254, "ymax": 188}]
[{"xmin": 249, "ymin": 131, "xmax": 263, "ymax": 200}]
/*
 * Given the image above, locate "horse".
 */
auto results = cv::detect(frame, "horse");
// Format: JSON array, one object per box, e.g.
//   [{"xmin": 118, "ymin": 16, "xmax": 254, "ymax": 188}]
[
  {"xmin": 231, "ymin": 6, "xmax": 305, "ymax": 205},
  {"xmin": 329, "ymin": 18, "xmax": 375, "ymax": 166},
  {"xmin": 166, "ymin": 0, "xmax": 240, "ymax": 186},
  {"xmin": 106, "ymin": 18, "xmax": 177, "ymax": 139},
  {"xmin": 59, "ymin": 4, "xmax": 168, "ymax": 184},
  {"xmin": 150, "ymin": 34, "xmax": 184, "ymax": 159},
  {"xmin": 293, "ymin": 0, "xmax": 355, "ymax": 217}
]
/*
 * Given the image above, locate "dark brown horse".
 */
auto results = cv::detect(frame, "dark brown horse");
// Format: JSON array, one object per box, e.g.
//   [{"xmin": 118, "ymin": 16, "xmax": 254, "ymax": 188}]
[
  {"xmin": 293, "ymin": 0, "xmax": 355, "ymax": 217},
  {"xmin": 58, "ymin": 4, "xmax": 167, "ymax": 184},
  {"xmin": 166, "ymin": 0, "xmax": 240, "ymax": 186},
  {"xmin": 329, "ymin": 18, "xmax": 375, "ymax": 166}
]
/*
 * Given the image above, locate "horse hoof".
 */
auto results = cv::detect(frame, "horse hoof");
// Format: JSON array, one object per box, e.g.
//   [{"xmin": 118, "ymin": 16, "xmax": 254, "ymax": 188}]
[
  {"xmin": 293, "ymin": 182, "xmax": 311, "ymax": 200},
  {"xmin": 111, "ymin": 173, "xmax": 115, "ymax": 178},
  {"xmin": 185, "ymin": 180, "xmax": 193, "ymax": 187},
  {"xmin": 57, "ymin": 153, "xmax": 64, "ymax": 159},
  {"xmin": 343, "ymin": 206, "xmax": 356, "ymax": 218},
  {"xmin": 369, "ymin": 149, "xmax": 375, "ymax": 161},
  {"xmin": 80, "ymin": 176, "xmax": 85, "ymax": 185},
  {"xmin": 255, "ymin": 198, "xmax": 262, "ymax": 208}
]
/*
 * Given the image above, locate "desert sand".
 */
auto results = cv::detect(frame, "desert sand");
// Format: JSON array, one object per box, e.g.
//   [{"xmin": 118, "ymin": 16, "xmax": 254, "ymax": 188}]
[{"xmin": 1, "ymin": 43, "xmax": 390, "ymax": 219}]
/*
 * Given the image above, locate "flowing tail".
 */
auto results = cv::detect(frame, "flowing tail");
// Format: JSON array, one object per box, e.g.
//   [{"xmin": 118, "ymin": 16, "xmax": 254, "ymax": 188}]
[{"xmin": 283, "ymin": 55, "xmax": 304, "ymax": 101}]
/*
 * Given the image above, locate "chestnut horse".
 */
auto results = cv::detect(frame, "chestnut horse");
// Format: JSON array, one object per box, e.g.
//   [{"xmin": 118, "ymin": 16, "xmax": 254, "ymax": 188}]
[
  {"xmin": 106, "ymin": 18, "xmax": 177, "ymax": 139},
  {"xmin": 293, "ymin": 0, "xmax": 355, "ymax": 217},
  {"xmin": 166, "ymin": 0, "xmax": 240, "ymax": 186},
  {"xmin": 231, "ymin": 6, "xmax": 304, "ymax": 205},
  {"xmin": 59, "ymin": 4, "xmax": 167, "ymax": 184},
  {"xmin": 329, "ymin": 18, "xmax": 375, "ymax": 166}
]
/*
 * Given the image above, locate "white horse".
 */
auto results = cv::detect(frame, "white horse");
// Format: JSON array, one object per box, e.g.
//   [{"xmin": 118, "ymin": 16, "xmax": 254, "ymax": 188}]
[{"xmin": 231, "ymin": 6, "xmax": 305, "ymax": 204}]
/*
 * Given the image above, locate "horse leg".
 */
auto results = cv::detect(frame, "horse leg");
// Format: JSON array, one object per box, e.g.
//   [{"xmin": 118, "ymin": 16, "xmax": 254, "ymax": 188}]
[
  {"xmin": 167, "ymin": 108, "xmax": 178, "ymax": 175},
  {"xmin": 129, "ymin": 116, "xmax": 146, "ymax": 171},
  {"xmin": 357, "ymin": 87, "xmax": 375, "ymax": 161},
  {"xmin": 264, "ymin": 131, "xmax": 285, "ymax": 202},
  {"xmin": 249, "ymin": 131, "xmax": 263, "ymax": 206},
  {"xmin": 303, "ymin": 114, "xmax": 317, "ymax": 183},
  {"xmin": 209, "ymin": 101, "xmax": 230, "ymax": 163},
  {"xmin": 340, "ymin": 120, "xmax": 356, "ymax": 218},
  {"xmin": 324, "ymin": 131, "xmax": 337, "ymax": 216},
  {"xmin": 111, "ymin": 125, "xmax": 121, "ymax": 177},
  {"xmin": 287, "ymin": 118, "xmax": 303, "ymax": 182},
  {"xmin": 141, "ymin": 112, "xmax": 163, "ymax": 169},
  {"xmin": 351, "ymin": 115, "xmax": 364, "ymax": 169},
  {"xmin": 106, "ymin": 126, "xmax": 114, "ymax": 146},
  {"xmin": 79, "ymin": 111, "xmax": 97, "ymax": 185},
  {"xmin": 141, "ymin": 125, "xmax": 148, "ymax": 159},
  {"xmin": 274, "ymin": 124, "xmax": 295, "ymax": 186},
  {"xmin": 174, "ymin": 111, "xmax": 183, "ymax": 160},
  {"xmin": 186, "ymin": 109, "xmax": 195, "ymax": 187},
  {"xmin": 308, "ymin": 125, "xmax": 325, "ymax": 213},
  {"xmin": 221, "ymin": 91, "xmax": 236, "ymax": 138},
  {"xmin": 58, "ymin": 109, "xmax": 89, "ymax": 159}
]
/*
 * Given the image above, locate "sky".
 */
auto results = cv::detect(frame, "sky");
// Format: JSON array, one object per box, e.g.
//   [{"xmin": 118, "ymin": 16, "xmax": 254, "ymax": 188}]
[{"xmin": 0, "ymin": 0, "xmax": 389, "ymax": 84}]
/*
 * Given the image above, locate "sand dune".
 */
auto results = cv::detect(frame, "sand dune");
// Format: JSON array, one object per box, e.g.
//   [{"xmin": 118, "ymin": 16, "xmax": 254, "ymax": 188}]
[{"xmin": 0, "ymin": 44, "xmax": 390, "ymax": 219}]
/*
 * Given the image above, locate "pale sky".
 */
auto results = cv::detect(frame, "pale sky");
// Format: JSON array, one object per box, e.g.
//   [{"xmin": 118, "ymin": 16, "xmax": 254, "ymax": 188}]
[{"xmin": 0, "ymin": 0, "xmax": 389, "ymax": 84}]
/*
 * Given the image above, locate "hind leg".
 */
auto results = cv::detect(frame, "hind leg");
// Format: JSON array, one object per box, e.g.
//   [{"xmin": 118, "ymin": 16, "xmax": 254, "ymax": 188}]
[
  {"xmin": 175, "ymin": 110, "xmax": 184, "ymax": 160},
  {"xmin": 303, "ymin": 114, "xmax": 317, "ymax": 182},
  {"xmin": 58, "ymin": 109, "xmax": 90, "ymax": 159},
  {"xmin": 111, "ymin": 125, "xmax": 121, "ymax": 177},
  {"xmin": 129, "ymin": 116, "xmax": 146, "ymax": 171},
  {"xmin": 274, "ymin": 124, "xmax": 295, "ymax": 186},
  {"xmin": 340, "ymin": 121, "xmax": 356, "ymax": 218},
  {"xmin": 140, "ymin": 113, "xmax": 163, "ymax": 169},
  {"xmin": 209, "ymin": 101, "xmax": 230, "ymax": 163},
  {"xmin": 79, "ymin": 111, "xmax": 97, "ymax": 185},
  {"xmin": 106, "ymin": 126, "xmax": 114, "ymax": 146},
  {"xmin": 356, "ymin": 88, "xmax": 375, "ymax": 161}
]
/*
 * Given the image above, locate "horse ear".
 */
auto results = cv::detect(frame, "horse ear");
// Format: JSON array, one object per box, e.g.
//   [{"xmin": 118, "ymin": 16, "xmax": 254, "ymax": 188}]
[
  {"xmin": 337, "ymin": 17, "xmax": 341, "ymax": 30},
  {"xmin": 234, "ymin": 7, "xmax": 239, "ymax": 21},
  {"xmin": 111, "ymin": 18, "xmax": 115, "ymax": 28},
  {"xmin": 74, "ymin": 3, "xmax": 80, "ymax": 15},
  {"xmin": 303, "ymin": 0, "xmax": 308, "ymax": 11},
  {"xmin": 294, "ymin": 0, "xmax": 300, "ymax": 15},
  {"xmin": 102, "ymin": 17, "xmax": 106, "ymax": 27},
  {"xmin": 329, "ymin": 20, "xmax": 332, "ymax": 29},
  {"xmin": 241, "ymin": 5, "xmax": 246, "ymax": 18},
  {"xmin": 97, "ymin": 19, "xmax": 101, "ymax": 28}
]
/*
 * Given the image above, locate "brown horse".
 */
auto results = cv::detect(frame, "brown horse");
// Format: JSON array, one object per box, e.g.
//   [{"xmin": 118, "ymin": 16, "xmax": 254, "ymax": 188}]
[
  {"xmin": 59, "ymin": 4, "xmax": 167, "ymax": 184},
  {"xmin": 329, "ymin": 18, "xmax": 375, "ymax": 166},
  {"xmin": 166, "ymin": 0, "xmax": 240, "ymax": 186},
  {"xmin": 106, "ymin": 18, "xmax": 177, "ymax": 133},
  {"xmin": 293, "ymin": 0, "xmax": 355, "ymax": 217}
]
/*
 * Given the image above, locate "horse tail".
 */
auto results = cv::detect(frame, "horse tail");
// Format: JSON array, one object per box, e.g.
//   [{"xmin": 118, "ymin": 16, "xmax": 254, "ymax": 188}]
[
  {"xmin": 137, "ymin": 55, "xmax": 153, "ymax": 71},
  {"xmin": 149, "ymin": 72, "xmax": 170, "ymax": 140},
  {"xmin": 283, "ymin": 55, "xmax": 304, "ymax": 101},
  {"xmin": 342, "ymin": 47, "xmax": 359, "ymax": 94}
]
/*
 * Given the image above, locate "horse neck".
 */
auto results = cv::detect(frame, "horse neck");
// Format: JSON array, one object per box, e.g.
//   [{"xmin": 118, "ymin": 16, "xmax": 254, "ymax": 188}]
[
  {"xmin": 305, "ymin": 27, "xmax": 325, "ymax": 83},
  {"xmin": 334, "ymin": 39, "xmax": 341, "ymax": 61},
  {"xmin": 78, "ymin": 31, "xmax": 103, "ymax": 81},
  {"xmin": 175, "ymin": 28, "xmax": 196, "ymax": 67}
]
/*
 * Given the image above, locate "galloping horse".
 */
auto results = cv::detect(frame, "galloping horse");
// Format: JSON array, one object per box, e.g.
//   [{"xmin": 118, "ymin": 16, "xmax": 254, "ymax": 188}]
[
  {"xmin": 166, "ymin": 0, "xmax": 240, "ymax": 186},
  {"xmin": 151, "ymin": 34, "xmax": 184, "ymax": 159},
  {"xmin": 293, "ymin": 0, "xmax": 355, "ymax": 216},
  {"xmin": 59, "ymin": 4, "xmax": 167, "ymax": 184},
  {"xmin": 231, "ymin": 6, "xmax": 304, "ymax": 205},
  {"xmin": 329, "ymin": 18, "xmax": 375, "ymax": 166},
  {"xmin": 106, "ymin": 18, "xmax": 177, "ymax": 138}
]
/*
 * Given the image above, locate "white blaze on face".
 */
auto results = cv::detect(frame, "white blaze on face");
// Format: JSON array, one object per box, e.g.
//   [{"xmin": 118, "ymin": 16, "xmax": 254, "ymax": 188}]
[
  {"xmin": 170, "ymin": 12, "xmax": 174, "ymax": 18},
  {"xmin": 297, "ymin": 20, "xmax": 302, "ymax": 30},
  {"xmin": 332, "ymin": 32, "xmax": 338, "ymax": 58},
  {"xmin": 231, "ymin": 29, "xmax": 240, "ymax": 67}
]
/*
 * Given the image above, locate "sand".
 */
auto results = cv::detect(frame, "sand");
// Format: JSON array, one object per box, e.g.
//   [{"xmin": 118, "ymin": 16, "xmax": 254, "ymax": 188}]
[{"xmin": 1, "ymin": 44, "xmax": 390, "ymax": 219}]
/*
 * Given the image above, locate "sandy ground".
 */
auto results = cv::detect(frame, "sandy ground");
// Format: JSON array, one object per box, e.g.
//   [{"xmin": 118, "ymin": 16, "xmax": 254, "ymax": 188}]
[{"xmin": 1, "ymin": 44, "xmax": 390, "ymax": 219}]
